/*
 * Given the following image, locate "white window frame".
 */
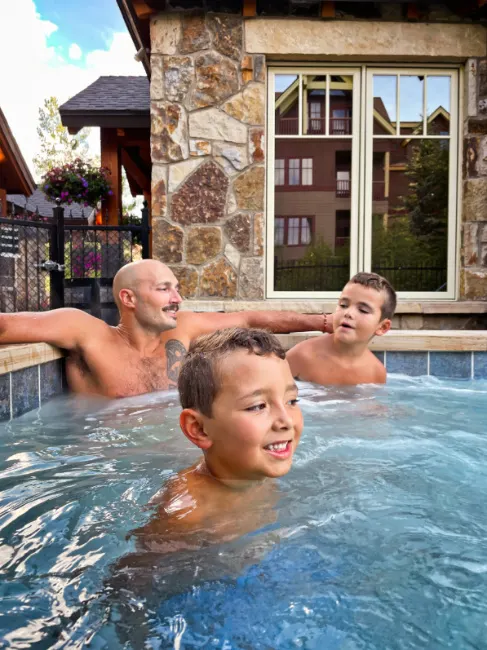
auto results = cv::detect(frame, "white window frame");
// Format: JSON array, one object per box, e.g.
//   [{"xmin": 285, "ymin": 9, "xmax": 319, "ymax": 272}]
[
  {"xmin": 266, "ymin": 65, "xmax": 461, "ymax": 300},
  {"xmin": 267, "ymin": 67, "xmax": 361, "ymax": 299},
  {"xmin": 364, "ymin": 68, "xmax": 459, "ymax": 300}
]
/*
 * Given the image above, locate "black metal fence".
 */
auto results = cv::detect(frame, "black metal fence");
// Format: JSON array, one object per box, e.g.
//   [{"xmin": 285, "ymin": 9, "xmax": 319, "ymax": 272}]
[
  {"xmin": 274, "ymin": 259, "xmax": 447, "ymax": 293},
  {"xmin": 0, "ymin": 202, "xmax": 150, "ymax": 317}
]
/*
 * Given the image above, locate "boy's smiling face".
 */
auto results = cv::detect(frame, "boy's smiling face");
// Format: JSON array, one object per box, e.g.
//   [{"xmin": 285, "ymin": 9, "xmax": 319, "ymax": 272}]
[
  {"xmin": 196, "ymin": 351, "xmax": 303, "ymax": 483},
  {"xmin": 332, "ymin": 282, "xmax": 391, "ymax": 344}
]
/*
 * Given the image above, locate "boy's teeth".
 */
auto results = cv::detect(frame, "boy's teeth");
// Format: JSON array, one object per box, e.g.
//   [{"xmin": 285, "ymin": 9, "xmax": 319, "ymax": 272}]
[{"xmin": 267, "ymin": 442, "xmax": 288, "ymax": 452}]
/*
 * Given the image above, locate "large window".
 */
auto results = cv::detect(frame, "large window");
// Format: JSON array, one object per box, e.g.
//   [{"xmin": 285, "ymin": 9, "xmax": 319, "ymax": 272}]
[{"xmin": 267, "ymin": 67, "xmax": 459, "ymax": 298}]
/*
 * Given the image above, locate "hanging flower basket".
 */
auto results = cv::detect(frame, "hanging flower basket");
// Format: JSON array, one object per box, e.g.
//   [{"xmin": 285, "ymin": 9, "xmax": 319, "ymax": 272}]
[{"xmin": 41, "ymin": 158, "xmax": 113, "ymax": 208}]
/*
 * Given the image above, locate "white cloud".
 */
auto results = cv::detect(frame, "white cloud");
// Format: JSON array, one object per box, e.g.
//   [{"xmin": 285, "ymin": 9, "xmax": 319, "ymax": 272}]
[
  {"xmin": 0, "ymin": 0, "xmax": 145, "ymax": 182},
  {"xmin": 68, "ymin": 43, "xmax": 82, "ymax": 60}
]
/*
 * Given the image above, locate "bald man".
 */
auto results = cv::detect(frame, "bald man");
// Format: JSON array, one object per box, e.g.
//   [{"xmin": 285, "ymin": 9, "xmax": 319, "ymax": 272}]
[{"xmin": 0, "ymin": 260, "xmax": 329, "ymax": 398}]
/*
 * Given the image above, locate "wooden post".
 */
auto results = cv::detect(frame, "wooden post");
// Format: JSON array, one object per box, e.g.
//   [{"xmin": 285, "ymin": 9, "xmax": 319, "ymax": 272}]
[
  {"xmin": 0, "ymin": 188, "xmax": 6, "ymax": 217},
  {"xmin": 243, "ymin": 0, "xmax": 257, "ymax": 17},
  {"xmin": 384, "ymin": 151, "xmax": 390, "ymax": 199},
  {"xmin": 321, "ymin": 1, "xmax": 335, "ymax": 18},
  {"xmin": 100, "ymin": 128, "xmax": 121, "ymax": 225}
]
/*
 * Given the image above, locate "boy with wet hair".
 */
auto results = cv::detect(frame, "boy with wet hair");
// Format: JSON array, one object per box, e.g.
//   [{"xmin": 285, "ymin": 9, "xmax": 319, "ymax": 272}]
[
  {"xmin": 288, "ymin": 272, "xmax": 396, "ymax": 386},
  {"xmin": 129, "ymin": 327, "xmax": 303, "ymax": 552}
]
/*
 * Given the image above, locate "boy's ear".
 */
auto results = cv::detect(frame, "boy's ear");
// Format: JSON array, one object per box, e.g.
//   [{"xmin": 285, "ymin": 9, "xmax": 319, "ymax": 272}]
[
  {"xmin": 375, "ymin": 318, "xmax": 391, "ymax": 337},
  {"xmin": 179, "ymin": 409, "xmax": 213, "ymax": 450}
]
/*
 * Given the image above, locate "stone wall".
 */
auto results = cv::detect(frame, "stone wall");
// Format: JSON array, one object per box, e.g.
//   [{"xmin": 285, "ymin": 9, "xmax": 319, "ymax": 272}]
[
  {"xmin": 150, "ymin": 13, "xmax": 265, "ymax": 299},
  {"xmin": 462, "ymin": 58, "xmax": 487, "ymax": 301}
]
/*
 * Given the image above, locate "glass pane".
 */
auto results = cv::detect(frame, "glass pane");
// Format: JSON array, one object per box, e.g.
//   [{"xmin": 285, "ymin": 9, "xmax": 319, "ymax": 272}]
[
  {"xmin": 273, "ymin": 137, "xmax": 351, "ymax": 292},
  {"xmin": 302, "ymin": 74, "xmax": 326, "ymax": 135},
  {"xmin": 370, "ymin": 138, "xmax": 449, "ymax": 293},
  {"xmin": 427, "ymin": 76, "xmax": 451, "ymax": 135},
  {"xmin": 373, "ymin": 75, "xmax": 397, "ymax": 136},
  {"xmin": 275, "ymin": 159, "xmax": 285, "ymax": 185},
  {"xmin": 275, "ymin": 74, "xmax": 299, "ymax": 136},
  {"xmin": 330, "ymin": 75, "xmax": 353, "ymax": 136},
  {"xmin": 400, "ymin": 75, "xmax": 425, "ymax": 136}
]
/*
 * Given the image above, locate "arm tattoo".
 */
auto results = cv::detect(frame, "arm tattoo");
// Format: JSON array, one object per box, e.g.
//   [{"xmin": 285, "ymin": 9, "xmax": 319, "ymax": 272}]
[{"xmin": 165, "ymin": 339, "xmax": 187, "ymax": 386}]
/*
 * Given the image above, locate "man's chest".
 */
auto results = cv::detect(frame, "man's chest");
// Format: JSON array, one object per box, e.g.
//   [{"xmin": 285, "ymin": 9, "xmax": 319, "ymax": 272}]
[{"xmin": 71, "ymin": 338, "xmax": 189, "ymax": 397}]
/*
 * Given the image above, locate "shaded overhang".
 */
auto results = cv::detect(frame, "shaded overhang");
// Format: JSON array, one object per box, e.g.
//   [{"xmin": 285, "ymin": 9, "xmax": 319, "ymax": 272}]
[
  {"xmin": 59, "ymin": 76, "xmax": 150, "ymax": 134},
  {"xmin": 0, "ymin": 108, "xmax": 36, "ymax": 196},
  {"xmin": 117, "ymin": 0, "xmax": 487, "ymax": 71}
]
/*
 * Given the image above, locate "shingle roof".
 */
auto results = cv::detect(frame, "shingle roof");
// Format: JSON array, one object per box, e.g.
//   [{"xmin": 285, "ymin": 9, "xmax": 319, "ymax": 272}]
[
  {"xmin": 7, "ymin": 188, "xmax": 95, "ymax": 220},
  {"xmin": 60, "ymin": 76, "xmax": 149, "ymax": 114}
]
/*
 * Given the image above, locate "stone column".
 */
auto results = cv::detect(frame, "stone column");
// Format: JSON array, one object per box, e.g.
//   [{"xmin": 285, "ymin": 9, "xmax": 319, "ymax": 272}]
[
  {"xmin": 150, "ymin": 13, "xmax": 266, "ymax": 300},
  {"xmin": 462, "ymin": 58, "xmax": 487, "ymax": 300}
]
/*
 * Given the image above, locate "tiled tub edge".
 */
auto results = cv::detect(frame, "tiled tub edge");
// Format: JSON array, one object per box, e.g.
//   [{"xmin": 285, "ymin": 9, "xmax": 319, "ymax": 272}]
[
  {"xmin": 0, "ymin": 344, "xmax": 65, "ymax": 422},
  {"xmin": 278, "ymin": 331, "xmax": 487, "ymax": 381}
]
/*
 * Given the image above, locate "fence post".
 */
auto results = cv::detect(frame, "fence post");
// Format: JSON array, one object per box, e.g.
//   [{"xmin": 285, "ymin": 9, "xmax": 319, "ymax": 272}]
[
  {"xmin": 50, "ymin": 201, "xmax": 65, "ymax": 309},
  {"xmin": 140, "ymin": 200, "xmax": 150, "ymax": 259}
]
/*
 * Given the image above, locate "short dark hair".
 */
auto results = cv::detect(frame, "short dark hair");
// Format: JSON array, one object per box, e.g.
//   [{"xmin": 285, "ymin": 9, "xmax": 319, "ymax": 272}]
[
  {"xmin": 348, "ymin": 272, "xmax": 397, "ymax": 320},
  {"xmin": 178, "ymin": 327, "xmax": 286, "ymax": 417}
]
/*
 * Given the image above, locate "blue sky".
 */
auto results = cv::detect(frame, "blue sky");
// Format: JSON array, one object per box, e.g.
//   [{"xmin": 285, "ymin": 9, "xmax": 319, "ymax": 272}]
[
  {"xmin": 35, "ymin": 0, "xmax": 127, "ymax": 57},
  {"xmin": 0, "ymin": 0, "xmax": 144, "ymax": 176}
]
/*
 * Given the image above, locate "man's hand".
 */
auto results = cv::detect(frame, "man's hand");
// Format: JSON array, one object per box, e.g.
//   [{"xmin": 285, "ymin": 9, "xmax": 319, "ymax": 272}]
[{"xmin": 0, "ymin": 308, "xmax": 107, "ymax": 350}]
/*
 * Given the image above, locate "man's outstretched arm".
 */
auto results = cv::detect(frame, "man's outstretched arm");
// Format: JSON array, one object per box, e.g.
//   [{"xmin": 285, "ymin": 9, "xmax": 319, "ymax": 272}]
[
  {"xmin": 0, "ymin": 308, "xmax": 107, "ymax": 350},
  {"xmin": 178, "ymin": 310, "xmax": 333, "ymax": 342}
]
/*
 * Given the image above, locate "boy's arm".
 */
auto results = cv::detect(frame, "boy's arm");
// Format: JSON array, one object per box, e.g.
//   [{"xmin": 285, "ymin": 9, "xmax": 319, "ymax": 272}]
[{"xmin": 0, "ymin": 308, "xmax": 107, "ymax": 350}]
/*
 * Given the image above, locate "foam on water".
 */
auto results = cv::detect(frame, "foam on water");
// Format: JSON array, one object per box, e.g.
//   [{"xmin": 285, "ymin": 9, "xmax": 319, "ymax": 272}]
[{"xmin": 1, "ymin": 377, "xmax": 487, "ymax": 649}]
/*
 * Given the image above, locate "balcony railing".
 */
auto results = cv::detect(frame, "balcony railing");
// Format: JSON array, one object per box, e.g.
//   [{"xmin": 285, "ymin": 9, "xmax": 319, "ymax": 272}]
[
  {"xmin": 336, "ymin": 179, "xmax": 351, "ymax": 198},
  {"xmin": 276, "ymin": 117, "xmax": 352, "ymax": 135}
]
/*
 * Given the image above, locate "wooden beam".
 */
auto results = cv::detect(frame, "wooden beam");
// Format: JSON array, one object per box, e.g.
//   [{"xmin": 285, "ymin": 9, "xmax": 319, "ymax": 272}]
[
  {"xmin": 243, "ymin": 0, "xmax": 257, "ymax": 17},
  {"xmin": 121, "ymin": 148, "xmax": 151, "ymax": 194},
  {"xmin": 133, "ymin": 0, "xmax": 157, "ymax": 19},
  {"xmin": 407, "ymin": 3, "xmax": 419, "ymax": 20},
  {"xmin": 0, "ymin": 189, "xmax": 6, "ymax": 218},
  {"xmin": 321, "ymin": 1, "xmax": 335, "ymax": 18},
  {"xmin": 100, "ymin": 128, "xmax": 121, "ymax": 225}
]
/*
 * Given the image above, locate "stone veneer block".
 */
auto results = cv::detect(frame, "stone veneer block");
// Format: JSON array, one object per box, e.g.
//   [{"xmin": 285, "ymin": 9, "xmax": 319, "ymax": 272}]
[
  {"xmin": 222, "ymin": 83, "xmax": 265, "ymax": 126},
  {"xmin": 151, "ymin": 14, "xmax": 181, "ymax": 55},
  {"xmin": 191, "ymin": 53, "xmax": 239, "ymax": 109},
  {"xmin": 169, "ymin": 265, "xmax": 199, "ymax": 299},
  {"xmin": 171, "ymin": 161, "xmax": 228, "ymax": 225},
  {"xmin": 430, "ymin": 352, "xmax": 472, "ymax": 379},
  {"xmin": 386, "ymin": 352, "xmax": 428, "ymax": 376},
  {"xmin": 224, "ymin": 213, "xmax": 251, "ymax": 252},
  {"xmin": 208, "ymin": 14, "xmax": 243, "ymax": 61},
  {"xmin": 151, "ymin": 102, "xmax": 189, "ymax": 163},
  {"xmin": 186, "ymin": 227, "xmax": 222, "ymax": 265},
  {"xmin": 200, "ymin": 258, "xmax": 237, "ymax": 298},
  {"xmin": 164, "ymin": 56, "xmax": 194, "ymax": 103},
  {"xmin": 463, "ymin": 178, "xmax": 487, "ymax": 222},
  {"xmin": 233, "ymin": 166, "xmax": 265, "ymax": 211},
  {"xmin": 152, "ymin": 219, "xmax": 184, "ymax": 264},
  {"xmin": 0, "ymin": 374, "xmax": 9, "ymax": 421},
  {"xmin": 464, "ymin": 270, "xmax": 487, "ymax": 301},
  {"xmin": 245, "ymin": 19, "xmax": 487, "ymax": 58},
  {"xmin": 239, "ymin": 258, "xmax": 264, "ymax": 300},
  {"xmin": 180, "ymin": 14, "xmax": 211, "ymax": 53},
  {"xmin": 152, "ymin": 165, "xmax": 167, "ymax": 217},
  {"xmin": 12, "ymin": 366, "xmax": 39, "ymax": 418},
  {"xmin": 189, "ymin": 108, "xmax": 248, "ymax": 144},
  {"xmin": 473, "ymin": 352, "xmax": 487, "ymax": 379},
  {"xmin": 40, "ymin": 360, "xmax": 63, "ymax": 402},
  {"xmin": 168, "ymin": 158, "xmax": 204, "ymax": 194}
]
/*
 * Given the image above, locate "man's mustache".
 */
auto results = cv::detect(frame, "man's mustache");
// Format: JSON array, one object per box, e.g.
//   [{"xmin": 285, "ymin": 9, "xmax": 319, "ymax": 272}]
[{"xmin": 162, "ymin": 304, "xmax": 180, "ymax": 312}]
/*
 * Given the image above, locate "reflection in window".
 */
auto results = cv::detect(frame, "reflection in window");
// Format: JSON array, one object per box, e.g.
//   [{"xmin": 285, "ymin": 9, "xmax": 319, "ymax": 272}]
[
  {"xmin": 289, "ymin": 159, "xmax": 300, "ymax": 185},
  {"xmin": 302, "ymin": 159, "xmax": 313, "ymax": 186},
  {"xmin": 275, "ymin": 159, "xmax": 285, "ymax": 186},
  {"xmin": 275, "ymin": 216, "xmax": 313, "ymax": 246}
]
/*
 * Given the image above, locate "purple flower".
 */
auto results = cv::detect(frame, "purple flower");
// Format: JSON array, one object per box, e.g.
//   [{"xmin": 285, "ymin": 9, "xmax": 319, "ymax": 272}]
[{"xmin": 108, "ymin": 190, "xmax": 113, "ymax": 196}]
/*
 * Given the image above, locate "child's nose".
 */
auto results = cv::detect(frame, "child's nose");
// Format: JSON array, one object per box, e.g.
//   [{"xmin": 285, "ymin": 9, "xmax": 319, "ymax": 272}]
[{"xmin": 272, "ymin": 403, "xmax": 293, "ymax": 430}]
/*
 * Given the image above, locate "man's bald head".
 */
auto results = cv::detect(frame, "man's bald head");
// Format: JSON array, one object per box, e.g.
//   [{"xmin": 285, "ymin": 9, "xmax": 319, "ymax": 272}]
[{"xmin": 113, "ymin": 260, "xmax": 175, "ymax": 311}]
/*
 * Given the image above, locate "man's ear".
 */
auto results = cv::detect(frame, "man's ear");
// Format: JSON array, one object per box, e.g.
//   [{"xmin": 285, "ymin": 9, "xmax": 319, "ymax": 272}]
[
  {"xmin": 375, "ymin": 318, "xmax": 391, "ymax": 337},
  {"xmin": 179, "ymin": 409, "xmax": 212, "ymax": 450},
  {"xmin": 119, "ymin": 288, "xmax": 136, "ymax": 310}
]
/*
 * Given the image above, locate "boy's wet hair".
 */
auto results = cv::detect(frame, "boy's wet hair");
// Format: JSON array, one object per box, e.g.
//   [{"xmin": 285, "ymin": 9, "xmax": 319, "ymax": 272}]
[
  {"xmin": 348, "ymin": 272, "xmax": 397, "ymax": 320},
  {"xmin": 178, "ymin": 327, "xmax": 286, "ymax": 417}
]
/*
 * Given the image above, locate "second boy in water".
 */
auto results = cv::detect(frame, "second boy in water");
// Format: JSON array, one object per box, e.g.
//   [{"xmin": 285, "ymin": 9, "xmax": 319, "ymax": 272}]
[{"xmin": 287, "ymin": 272, "xmax": 396, "ymax": 386}]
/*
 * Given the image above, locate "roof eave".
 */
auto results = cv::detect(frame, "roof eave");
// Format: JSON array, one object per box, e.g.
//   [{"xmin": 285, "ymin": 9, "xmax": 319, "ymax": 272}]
[
  {"xmin": 116, "ymin": 0, "xmax": 151, "ymax": 77},
  {"xmin": 60, "ymin": 110, "xmax": 150, "ymax": 131},
  {"xmin": 0, "ymin": 109, "xmax": 36, "ymax": 196}
]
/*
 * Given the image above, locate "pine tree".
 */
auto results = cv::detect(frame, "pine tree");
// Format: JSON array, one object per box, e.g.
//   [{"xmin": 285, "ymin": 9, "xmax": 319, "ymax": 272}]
[{"xmin": 33, "ymin": 97, "xmax": 91, "ymax": 177}]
